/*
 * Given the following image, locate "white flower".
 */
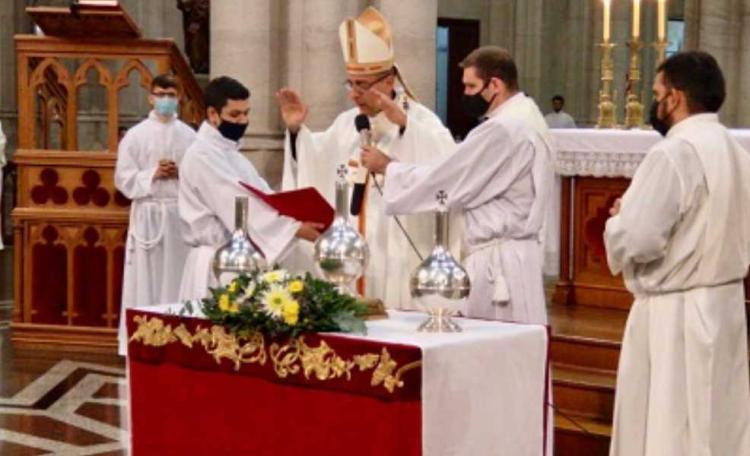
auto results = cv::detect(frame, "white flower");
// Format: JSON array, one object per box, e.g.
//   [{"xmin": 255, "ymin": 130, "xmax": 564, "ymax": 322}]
[
  {"xmin": 261, "ymin": 284, "xmax": 293, "ymax": 319},
  {"xmin": 262, "ymin": 269, "xmax": 288, "ymax": 284}
]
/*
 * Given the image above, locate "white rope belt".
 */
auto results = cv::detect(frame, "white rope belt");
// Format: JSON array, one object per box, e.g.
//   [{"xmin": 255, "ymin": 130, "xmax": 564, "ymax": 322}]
[
  {"xmin": 128, "ymin": 197, "xmax": 176, "ymax": 251},
  {"xmin": 465, "ymin": 238, "xmax": 510, "ymax": 304}
]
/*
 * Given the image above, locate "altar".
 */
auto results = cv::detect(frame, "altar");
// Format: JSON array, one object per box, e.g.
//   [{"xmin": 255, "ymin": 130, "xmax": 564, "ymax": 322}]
[
  {"xmin": 126, "ymin": 306, "xmax": 549, "ymax": 456},
  {"xmin": 550, "ymin": 128, "xmax": 750, "ymax": 309}
]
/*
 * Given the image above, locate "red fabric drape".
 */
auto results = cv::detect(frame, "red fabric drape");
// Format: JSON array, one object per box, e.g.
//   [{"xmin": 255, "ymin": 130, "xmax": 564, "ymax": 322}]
[{"xmin": 128, "ymin": 310, "xmax": 422, "ymax": 455}]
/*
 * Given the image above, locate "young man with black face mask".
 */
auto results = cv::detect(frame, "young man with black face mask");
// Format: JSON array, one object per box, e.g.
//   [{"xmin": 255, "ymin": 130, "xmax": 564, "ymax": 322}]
[
  {"xmin": 115, "ymin": 74, "xmax": 195, "ymax": 356},
  {"xmin": 177, "ymin": 76, "xmax": 323, "ymax": 302},
  {"xmin": 605, "ymin": 51, "xmax": 750, "ymax": 456},
  {"xmin": 362, "ymin": 46, "xmax": 554, "ymax": 325}
]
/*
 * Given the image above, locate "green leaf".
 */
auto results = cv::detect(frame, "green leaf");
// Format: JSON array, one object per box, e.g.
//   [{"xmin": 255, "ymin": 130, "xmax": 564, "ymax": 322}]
[{"xmin": 332, "ymin": 310, "xmax": 367, "ymax": 335}]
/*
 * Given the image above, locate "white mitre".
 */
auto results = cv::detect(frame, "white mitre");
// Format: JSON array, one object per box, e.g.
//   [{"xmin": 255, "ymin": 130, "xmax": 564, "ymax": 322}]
[{"xmin": 338, "ymin": 7, "xmax": 394, "ymax": 75}]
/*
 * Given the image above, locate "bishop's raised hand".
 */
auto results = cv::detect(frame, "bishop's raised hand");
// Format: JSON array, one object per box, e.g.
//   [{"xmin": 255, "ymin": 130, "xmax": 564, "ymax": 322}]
[{"xmin": 275, "ymin": 88, "xmax": 308, "ymax": 134}]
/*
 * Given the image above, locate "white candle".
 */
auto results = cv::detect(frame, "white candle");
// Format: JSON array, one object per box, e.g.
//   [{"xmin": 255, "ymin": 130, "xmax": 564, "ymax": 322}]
[
  {"xmin": 603, "ymin": 0, "xmax": 611, "ymax": 42},
  {"xmin": 632, "ymin": 0, "xmax": 641, "ymax": 40},
  {"xmin": 658, "ymin": 0, "xmax": 667, "ymax": 40}
]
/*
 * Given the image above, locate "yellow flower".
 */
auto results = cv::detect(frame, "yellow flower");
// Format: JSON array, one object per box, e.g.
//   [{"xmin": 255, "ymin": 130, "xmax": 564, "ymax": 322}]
[
  {"xmin": 228, "ymin": 281, "xmax": 239, "ymax": 294},
  {"xmin": 288, "ymin": 280, "xmax": 304, "ymax": 294},
  {"xmin": 218, "ymin": 294, "xmax": 239, "ymax": 314},
  {"xmin": 262, "ymin": 269, "xmax": 287, "ymax": 283},
  {"xmin": 261, "ymin": 284, "xmax": 293, "ymax": 318},
  {"xmin": 282, "ymin": 300, "xmax": 300, "ymax": 326}
]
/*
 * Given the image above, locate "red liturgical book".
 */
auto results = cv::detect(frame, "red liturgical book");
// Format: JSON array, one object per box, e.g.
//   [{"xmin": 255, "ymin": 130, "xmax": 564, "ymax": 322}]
[{"xmin": 239, "ymin": 182, "xmax": 335, "ymax": 232}]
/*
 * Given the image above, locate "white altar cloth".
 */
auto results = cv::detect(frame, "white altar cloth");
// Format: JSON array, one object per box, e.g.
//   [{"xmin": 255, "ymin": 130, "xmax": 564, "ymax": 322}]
[{"xmin": 139, "ymin": 305, "xmax": 550, "ymax": 456}]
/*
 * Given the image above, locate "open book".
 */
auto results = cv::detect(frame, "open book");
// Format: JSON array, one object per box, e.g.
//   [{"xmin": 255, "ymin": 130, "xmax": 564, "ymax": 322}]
[{"xmin": 239, "ymin": 183, "xmax": 335, "ymax": 232}]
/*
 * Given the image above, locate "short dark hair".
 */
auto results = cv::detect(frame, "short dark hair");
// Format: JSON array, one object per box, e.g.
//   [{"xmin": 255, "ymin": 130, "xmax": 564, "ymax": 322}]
[
  {"xmin": 459, "ymin": 46, "xmax": 519, "ymax": 91},
  {"xmin": 151, "ymin": 73, "xmax": 179, "ymax": 92},
  {"xmin": 657, "ymin": 51, "xmax": 725, "ymax": 113},
  {"xmin": 204, "ymin": 76, "xmax": 250, "ymax": 112},
  {"xmin": 552, "ymin": 95, "xmax": 565, "ymax": 103}
]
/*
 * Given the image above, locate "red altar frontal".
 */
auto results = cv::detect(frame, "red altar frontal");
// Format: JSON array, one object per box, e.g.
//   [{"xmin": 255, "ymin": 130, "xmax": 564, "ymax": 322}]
[{"xmin": 126, "ymin": 306, "xmax": 549, "ymax": 456}]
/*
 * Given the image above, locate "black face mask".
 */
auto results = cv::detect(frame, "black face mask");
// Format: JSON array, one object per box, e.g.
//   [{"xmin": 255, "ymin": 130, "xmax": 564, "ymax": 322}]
[
  {"xmin": 217, "ymin": 119, "xmax": 248, "ymax": 142},
  {"xmin": 649, "ymin": 96, "xmax": 672, "ymax": 137},
  {"xmin": 461, "ymin": 83, "xmax": 496, "ymax": 119}
]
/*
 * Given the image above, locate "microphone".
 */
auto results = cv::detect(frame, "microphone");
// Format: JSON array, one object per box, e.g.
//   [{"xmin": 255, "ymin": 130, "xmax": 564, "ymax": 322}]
[{"xmin": 350, "ymin": 114, "xmax": 371, "ymax": 216}]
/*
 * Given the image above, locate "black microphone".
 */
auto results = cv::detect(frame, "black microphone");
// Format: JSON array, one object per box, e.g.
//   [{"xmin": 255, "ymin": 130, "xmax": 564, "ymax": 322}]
[{"xmin": 350, "ymin": 114, "xmax": 371, "ymax": 216}]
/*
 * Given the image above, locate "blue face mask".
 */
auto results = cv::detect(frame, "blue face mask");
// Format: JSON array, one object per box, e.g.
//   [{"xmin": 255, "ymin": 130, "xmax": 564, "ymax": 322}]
[{"xmin": 154, "ymin": 97, "xmax": 178, "ymax": 117}]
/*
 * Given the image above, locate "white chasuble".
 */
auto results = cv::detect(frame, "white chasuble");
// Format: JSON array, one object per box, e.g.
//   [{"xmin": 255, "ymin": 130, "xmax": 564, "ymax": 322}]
[{"xmin": 281, "ymin": 95, "xmax": 457, "ymax": 309}]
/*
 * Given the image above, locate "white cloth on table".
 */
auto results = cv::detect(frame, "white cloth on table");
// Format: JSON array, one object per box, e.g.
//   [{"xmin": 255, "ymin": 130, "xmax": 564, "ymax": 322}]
[
  {"xmin": 281, "ymin": 93, "xmax": 459, "ymax": 309},
  {"xmin": 605, "ymin": 114, "xmax": 750, "ymax": 456},
  {"xmin": 114, "ymin": 111, "xmax": 195, "ymax": 356},
  {"xmin": 137, "ymin": 305, "xmax": 549, "ymax": 456}
]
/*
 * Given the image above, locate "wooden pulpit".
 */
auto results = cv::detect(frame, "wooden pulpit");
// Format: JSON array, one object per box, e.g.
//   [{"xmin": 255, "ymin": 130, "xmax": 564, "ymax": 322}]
[{"xmin": 11, "ymin": 3, "xmax": 204, "ymax": 352}]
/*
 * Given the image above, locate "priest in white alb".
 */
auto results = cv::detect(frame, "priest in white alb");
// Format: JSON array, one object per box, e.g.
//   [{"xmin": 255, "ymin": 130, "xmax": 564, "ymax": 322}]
[
  {"xmin": 178, "ymin": 76, "xmax": 322, "ymax": 303},
  {"xmin": 276, "ymin": 7, "xmax": 456, "ymax": 308},
  {"xmin": 362, "ymin": 46, "xmax": 553, "ymax": 325},
  {"xmin": 114, "ymin": 74, "xmax": 195, "ymax": 355},
  {"xmin": 605, "ymin": 51, "xmax": 750, "ymax": 456}
]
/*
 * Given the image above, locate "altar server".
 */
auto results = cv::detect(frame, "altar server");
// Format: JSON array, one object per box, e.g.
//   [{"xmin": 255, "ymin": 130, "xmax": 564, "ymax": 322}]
[
  {"xmin": 115, "ymin": 74, "xmax": 195, "ymax": 355},
  {"xmin": 605, "ymin": 51, "xmax": 750, "ymax": 456},
  {"xmin": 178, "ymin": 76, "xmax": 322, "ymax": 303},
  {"xmin": 276, "ymin": 6, "xmax": 457, "ymax": 308},
  {"xmin": 362, "ymin": 46, "xmax": 553, "ymax": 325}
]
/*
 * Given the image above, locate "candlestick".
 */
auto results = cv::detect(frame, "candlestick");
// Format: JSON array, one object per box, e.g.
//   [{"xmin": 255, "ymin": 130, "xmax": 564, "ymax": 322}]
[
  {"xmin": 625, "ymin": 40, "xmax": 644, "ymax": 129},
  {"xmin": 597, "ymin": 42, "xmax": 617, "ymax": 129}
]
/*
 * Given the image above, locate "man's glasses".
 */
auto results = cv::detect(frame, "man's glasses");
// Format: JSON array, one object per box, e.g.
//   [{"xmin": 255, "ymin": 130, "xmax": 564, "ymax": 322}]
[{"xmin": 343, "ymin": 71, "xmax": 392, "ymax": 92}]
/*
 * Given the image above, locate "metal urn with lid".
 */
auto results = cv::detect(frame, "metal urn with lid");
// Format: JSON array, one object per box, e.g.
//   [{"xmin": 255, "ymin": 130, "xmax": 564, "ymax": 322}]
[
  {"xmin": 410, "ymin": 191, "xmax": 471, "ymax": 332},
  {"xmin": 313, "ymin": 165, "xmax": 369, "ymax": 295},
  {"xmin": 213, "ymin": 196, "xmax": 266, "ymax": 285}
]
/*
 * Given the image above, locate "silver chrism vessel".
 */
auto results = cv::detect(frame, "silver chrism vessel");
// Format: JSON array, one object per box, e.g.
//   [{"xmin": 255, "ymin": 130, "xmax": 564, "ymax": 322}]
[
  {"xmin": 314, "ymin": 165, "xmax": 369, "ymax": 295},
  {"xmin": 213, "ymin": 196, "xmax": 266, "ymax": 285},
  {"xmin": 410, "ymin": 191, "xmax": 471, "ymax": 332}
]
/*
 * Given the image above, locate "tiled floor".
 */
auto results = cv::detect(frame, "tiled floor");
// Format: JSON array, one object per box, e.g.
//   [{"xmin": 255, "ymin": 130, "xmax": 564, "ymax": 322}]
[{"xmin": 0, "ymin": 323, "xmax": 129, "ymax": 455}]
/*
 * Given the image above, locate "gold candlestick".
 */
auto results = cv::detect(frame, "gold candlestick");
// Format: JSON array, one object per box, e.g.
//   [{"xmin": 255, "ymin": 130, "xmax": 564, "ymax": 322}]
[
  {"xmin": 597, "ymin": 42, "xmax": 617, "ymax": 129},
  {"xmin": 653, "ymin": 38, "xmax": 669, "ymax": 64},
  {"xmin": 624, "ymin": 40, "xmax": 644, "ymax": 129}
]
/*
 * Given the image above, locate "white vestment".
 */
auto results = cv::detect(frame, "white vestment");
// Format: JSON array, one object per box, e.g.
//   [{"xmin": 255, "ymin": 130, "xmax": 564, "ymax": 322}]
[
  {"xmin": 544, "ymin": 111, "xmax": 577, "ymax": 129},
  {"xmin": 381, "ymin": 93, "xmax": 554, "ymax": 325},
  {"xmin": 494, "ymin": 93, "xmax": 559, "ymax": 276},
  {"xmin": 282, "ymin": 95, "xmax": 457, "ymax": 308},
  {"xmin": 0, "ymin": 121, "xmax": 6, "ymax": 250},
  {"xmin": 605, "ymin": 113, "xmax": 750, "ymax": 456},
  {"xmin": 178, "ymin": 122, "xmax": 301, "ymax": 302},
  {"xmin": 114, "ymin": 112, "xmax": 195, "ymax": 355}
]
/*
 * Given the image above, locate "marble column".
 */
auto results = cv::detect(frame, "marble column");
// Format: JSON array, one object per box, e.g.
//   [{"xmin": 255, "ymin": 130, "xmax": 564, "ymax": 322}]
[
  {"xmin": 685, "ymin": 0, "xmax": 750, "ymax": 127},
  {"xmin": 374, "ymin": 0, "xmax": 438, "ymax": 110},
  {"xmin": 283, "ymin": 0, "xmax": 363, "ymax": 131},
  {"xmin": 211, "ymin": 0, "xmax": 285, "ymax": 187}
]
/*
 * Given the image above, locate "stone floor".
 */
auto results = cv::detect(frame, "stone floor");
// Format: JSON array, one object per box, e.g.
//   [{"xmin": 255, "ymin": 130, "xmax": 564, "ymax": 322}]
[{"xmin": 0, "ymin": 254, "xmax": 129, "ymax": 455}]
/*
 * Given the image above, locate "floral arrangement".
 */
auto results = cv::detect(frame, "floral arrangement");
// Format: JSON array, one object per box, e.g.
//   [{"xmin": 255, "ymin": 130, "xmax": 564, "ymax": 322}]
[{"xmin": 183, "ymin": 270, "xmax": 367, "ymax": 338}]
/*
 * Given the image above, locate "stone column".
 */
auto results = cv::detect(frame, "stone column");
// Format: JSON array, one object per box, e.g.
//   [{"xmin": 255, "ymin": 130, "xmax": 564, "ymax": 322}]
[
  {"xmin": 283, "ymin": 0, "xmax": 363, "ymax": 130},
  {"xmin": 374, "ymin": 0, "xmax": 438, "ymax": 110},
  {"xmin": 211, "ymin": 0, "xmax": 285, "ymax": 187},
  {"xmin": 685, "ymin": 0, "xmax": 750, "ymax": 127}
]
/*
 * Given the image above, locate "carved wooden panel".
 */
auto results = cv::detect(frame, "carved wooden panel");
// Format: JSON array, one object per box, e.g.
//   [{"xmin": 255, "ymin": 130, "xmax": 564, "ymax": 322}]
[
  {"xmin": 21, "ymin": 218, "xmax": 127, "ymax": 328},
  {"xmin": 570, "ymin": 177, "xmax": 632, "ymax": 309}
]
